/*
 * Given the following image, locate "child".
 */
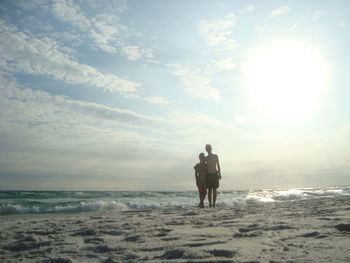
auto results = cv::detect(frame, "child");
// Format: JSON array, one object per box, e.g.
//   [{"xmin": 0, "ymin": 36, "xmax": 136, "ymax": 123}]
[{"xmin": 194, "ymin": 153, "xmax": 207, "ymax": 208}]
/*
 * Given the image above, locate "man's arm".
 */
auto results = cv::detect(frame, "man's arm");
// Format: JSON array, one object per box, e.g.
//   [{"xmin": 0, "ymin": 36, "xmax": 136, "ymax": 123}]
[{"xmin": 217, "ymin": 155, "xmax": 221, "ymax": 179}]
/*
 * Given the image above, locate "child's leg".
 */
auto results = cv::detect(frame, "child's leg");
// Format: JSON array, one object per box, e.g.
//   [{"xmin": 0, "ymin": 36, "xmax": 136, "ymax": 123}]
[
  {"xmin": 196, "ymin": 183, "xmax": 201, "ymax": 207},
  {"xmin": 200, "ymin": 185, "xmax": 206, "ymax": 207},
  {"xmin": 202, "ymin": 185, "xmax": 207, "ymax": 200}
]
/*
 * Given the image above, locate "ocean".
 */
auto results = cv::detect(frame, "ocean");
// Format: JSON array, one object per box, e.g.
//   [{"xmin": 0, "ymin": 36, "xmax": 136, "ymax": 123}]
[{"xmin": 0, "ymin": 186, "xmax": 349, "ymax": 216}]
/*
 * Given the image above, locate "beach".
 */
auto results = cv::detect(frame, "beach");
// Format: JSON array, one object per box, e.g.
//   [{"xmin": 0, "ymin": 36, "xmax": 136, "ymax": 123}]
[
  {"xmin": 1, "ymin": 194, "xmax": 349, "ymax": 263},
  {"xmin": 2, "ymin": 1, "xmax": 350, "ymax": 260}
]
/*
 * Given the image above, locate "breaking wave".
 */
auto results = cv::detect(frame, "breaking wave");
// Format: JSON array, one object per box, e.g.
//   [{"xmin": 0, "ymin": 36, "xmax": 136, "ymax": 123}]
[{"xmin": 1, "ymin": 186, "xmax": 349, "ymax": 215}]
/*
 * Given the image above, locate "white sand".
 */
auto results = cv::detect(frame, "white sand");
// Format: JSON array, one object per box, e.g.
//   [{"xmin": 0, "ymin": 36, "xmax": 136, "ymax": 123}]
[{"xmin": 1, "ymin": 196, "xmax": 349, "ymax": 263}]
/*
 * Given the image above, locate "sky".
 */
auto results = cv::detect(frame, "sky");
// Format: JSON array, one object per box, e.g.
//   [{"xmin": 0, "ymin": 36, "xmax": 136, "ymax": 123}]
[{"xmin": 0, "ymin": 0, "xmax": 349, "ymax": 191}]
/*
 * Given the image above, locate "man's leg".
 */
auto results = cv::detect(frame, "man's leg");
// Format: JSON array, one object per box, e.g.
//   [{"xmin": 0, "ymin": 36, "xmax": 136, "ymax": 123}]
[
  {"xmin": 213, "ymin": 188, "xmax": 217, "ymax": 207},
  {"xmin": 208, "ymin": 188, "xmax": 212, "ymax": 207}
]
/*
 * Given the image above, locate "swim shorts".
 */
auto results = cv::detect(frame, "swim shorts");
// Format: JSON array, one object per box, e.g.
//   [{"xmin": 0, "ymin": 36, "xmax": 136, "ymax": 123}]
[{"xmin": 206, "ymin": 173, "xmax": 219, "ymax": 188}]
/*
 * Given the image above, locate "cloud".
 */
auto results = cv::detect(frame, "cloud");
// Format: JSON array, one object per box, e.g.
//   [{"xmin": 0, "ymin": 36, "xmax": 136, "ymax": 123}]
[
  {"xmin": 198, "ymin": 13, "xmax": 237, "ymax": 50},
  {"xmin": 338, "ymin": 22, "xmax": 347, "ymax": 27},
  {"xmin": 313, "ymin": 10, "xmax": 328, "ymax": 20},
  {"xmin": 80, "ymin": 0, "xmax": 128, "ymax": 13},
  {"xmin": 51, "ymin": 0, "xmax": 91, "ymax": 31},
  {"xmin": 145, "ymin": 96, "xmax": 172, "ymax": 105},
  {"xmin": 167, "ymin": 59, "xmax": 236, "ymax": 102},
  {"xmin": 271, "ymin": 7, "xmax": 291, "ymax": 17},
  {"xmin": 170, "ymin": 111, "xmax": 233, "ymax": 132},
  {"xmin": 238, "ymin": 5, "xmax": 255, "ymax": 14},
  {"xmin": 49, "ymin": 0, "xmax": 128, "ymax": 55},
  {"xmin": 0, "ymin": 75, "xmax": 169, "ymax": 133},
  {"xmin": 211, "ymin": 58, "xmax": 237, "ymax": 71},
  {"xmin": 234, "ymin": 114, "xmax": 251, "ymax": 123},
  {"xmin": 0, "ymin": 76, "xmax": 177, "ymax": 187},
  {"xmin": 0, "ymin": 19, "xmax": 140, "ymax": 95},
  {"xmin": 121, "ymin": 45, "xmax": 152, "ymax": 60},
  {"xmin": 254, "ymin": 25, "xmax": 263, "ymax": 32},
  {"xmin": 88, "ymin": 13, "xmax": 129, "ymax": 53},
  {"xmin": 167, "ymin": 110, "xmax": 236, "ymax": 147},
  {"xmin": 169, "ymin": 64, "xmax": 221, "ymax": 103},
  {"xmin": 289, "ymin": 20, "xmax": 303, "ymax": 31},
  {"xmin": 17, "ymin": 0, "xmax": 150, "ymax": 60},
  {"xmin": 0, "ymin": 75, "xmax": 235, "ymax": 190}
]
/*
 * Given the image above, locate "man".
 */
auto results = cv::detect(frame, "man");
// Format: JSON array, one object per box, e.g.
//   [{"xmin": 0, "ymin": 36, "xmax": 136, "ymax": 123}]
[{"xmin": 205, "ymin": 144, "xmax": 221, "ymax": 207}]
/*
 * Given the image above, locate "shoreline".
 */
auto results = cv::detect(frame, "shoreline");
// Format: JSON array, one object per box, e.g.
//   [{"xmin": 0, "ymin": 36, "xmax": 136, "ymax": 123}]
[{"xmin": 1, "ymin": 196, "xmax": 349, "ymax": 262}]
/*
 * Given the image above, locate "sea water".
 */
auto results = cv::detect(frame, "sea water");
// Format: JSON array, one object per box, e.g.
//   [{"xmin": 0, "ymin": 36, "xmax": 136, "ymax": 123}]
[{"xmin": 0, "ymin": 186, "xmax": 349, "ymax": 215}]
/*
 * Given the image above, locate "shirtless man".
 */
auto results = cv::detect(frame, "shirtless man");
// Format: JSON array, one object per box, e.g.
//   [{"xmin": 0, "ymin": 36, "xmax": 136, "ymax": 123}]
[{"xmin": 205, "ymin": 144, "xmax": 221, "ymax": 207}]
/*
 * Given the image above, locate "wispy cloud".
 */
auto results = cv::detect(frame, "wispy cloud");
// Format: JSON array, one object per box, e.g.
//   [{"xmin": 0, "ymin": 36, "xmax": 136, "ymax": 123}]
[
  {"xmin": 167, "ymin": 110, "xmax": 238, "ymax": 153},
  {"xmin": 289, "ymin": 19, "xmax": 304, "ymax": 31},
  {"xmin": 234, "ymin": 114, "xmax": 252, "ymax": 123},
  {"xmin": 145, "ymin": 96, "xmax": 172, "ymax": 106},
  {"xmin": 167, "ymin": 58, "xmax": 237, "ymax": 102},
  {"xmin": 170, "ymin": 111, "xmax": 233, "ymax": 132},
  {"xmin": 49, "ymin": 0, "xmax": 128, "ymax": 55},
  {"xmin": 81, "ymin": 0, "xmax": 128, "ymax": 13},
  {"xmin": 271, "ymin": 7, "xmax": 291, "ymax": 17},
  {"xmin": 0, "ymin": 74, "xmax": 177, "ymax": 184},
  {"xmin": 211, "ymin": 58, "xmax": 237, "ymax": 71},
  {"xmin": 0, "ymin": 76, "xmax": 169, "ymax": 133},
  {"xmin": 313, "ymin": 10, "xmax": 328, "ymax": 20},
  {"xmin": 0, "ymin": 74, "xmax": 237, "ymax": 189},
  {"xmin": 168, "ymin": 64, "xmax": 221, "ymax": 103},
  {"xmin": 18, "ymin": 0, "xmax": 150, "ymax": 60},
  {"xmin": 121, "ymin": 45, "xmax": 152, "ymax": 60},
  {"xmin": 198, "ymin": 12, "xmax": 237, "ymax": 50},
  {"xmin": 238, "ymin": 5, "xmax": 255, "ymax": 14},
  {"xmin": 0, "ymin": 19, "xmax": 140, "ymax": 95},
  {"xmin": 51, "ymin": 0, "xmax": 91, "ymax": 31},
  {"xmin": 1, "ymin": 0, "xmax": 348, "ymax": 190}
]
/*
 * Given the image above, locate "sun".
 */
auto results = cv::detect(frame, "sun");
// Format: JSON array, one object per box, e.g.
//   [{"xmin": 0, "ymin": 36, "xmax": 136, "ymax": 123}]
[{"xmin": 244, "ymin": 42, "xmax": 329, "ymax": 121}]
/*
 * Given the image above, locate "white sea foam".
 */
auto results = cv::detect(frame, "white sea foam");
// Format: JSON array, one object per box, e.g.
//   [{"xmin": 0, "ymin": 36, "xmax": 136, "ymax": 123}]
[
  {"xmin": 0, "ymin": 186, "xmax": 349, "ymax": 215},
  {"xmin": 0, "ymin": 200, "xmax": 128, "ymax": 215}
]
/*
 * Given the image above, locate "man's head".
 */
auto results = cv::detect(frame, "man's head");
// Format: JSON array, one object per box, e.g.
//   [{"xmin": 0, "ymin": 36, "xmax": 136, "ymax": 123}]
[{"xmin": 205, "ymin": 144, "xmax": 212, "ymax": 153}]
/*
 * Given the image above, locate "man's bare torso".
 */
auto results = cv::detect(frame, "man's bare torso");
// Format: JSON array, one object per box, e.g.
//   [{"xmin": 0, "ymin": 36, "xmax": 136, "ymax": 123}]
[{"xmin": 206, "ymin": 154, "xmax": 218, "ymax": 174}]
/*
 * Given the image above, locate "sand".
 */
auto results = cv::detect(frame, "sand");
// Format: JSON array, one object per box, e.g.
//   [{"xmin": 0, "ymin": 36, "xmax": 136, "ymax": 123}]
[{"xmin": 0, "ymin": 196, "xmax": 349, "ymax": 263}]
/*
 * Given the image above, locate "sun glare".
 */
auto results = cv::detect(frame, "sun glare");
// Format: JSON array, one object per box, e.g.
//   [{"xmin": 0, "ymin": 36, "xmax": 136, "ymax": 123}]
[{"xmin": 245, "ymin": 42, "xmax": 329, "ymax": 121}]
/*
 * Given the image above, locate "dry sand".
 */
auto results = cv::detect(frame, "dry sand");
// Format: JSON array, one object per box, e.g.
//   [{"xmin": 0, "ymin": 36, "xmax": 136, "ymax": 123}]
[{"xmin": 1, "ymin": 196, "xmax": 349, "ymax": 263}]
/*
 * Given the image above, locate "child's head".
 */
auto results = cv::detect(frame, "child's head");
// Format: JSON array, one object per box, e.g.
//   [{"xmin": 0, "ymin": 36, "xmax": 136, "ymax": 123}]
[{"xmin": 199, "ymin": 152, "xmax": 205, "ymax": 161}]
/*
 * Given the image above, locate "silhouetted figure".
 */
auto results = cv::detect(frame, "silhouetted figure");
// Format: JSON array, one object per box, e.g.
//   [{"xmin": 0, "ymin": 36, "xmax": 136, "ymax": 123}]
[
  {"xmin": 194, "ymin": 153, "xmax": 207, "ymax": 208},
  {"xmin": 205, "ymin": 144, "xmax": 221, "ymax": 207}
]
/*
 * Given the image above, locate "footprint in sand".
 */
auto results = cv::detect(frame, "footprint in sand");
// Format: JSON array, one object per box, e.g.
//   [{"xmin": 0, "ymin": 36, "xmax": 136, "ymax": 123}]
[{"xmin": 207, "ymin": 249, "xmax": 237, "ymax": 258}]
